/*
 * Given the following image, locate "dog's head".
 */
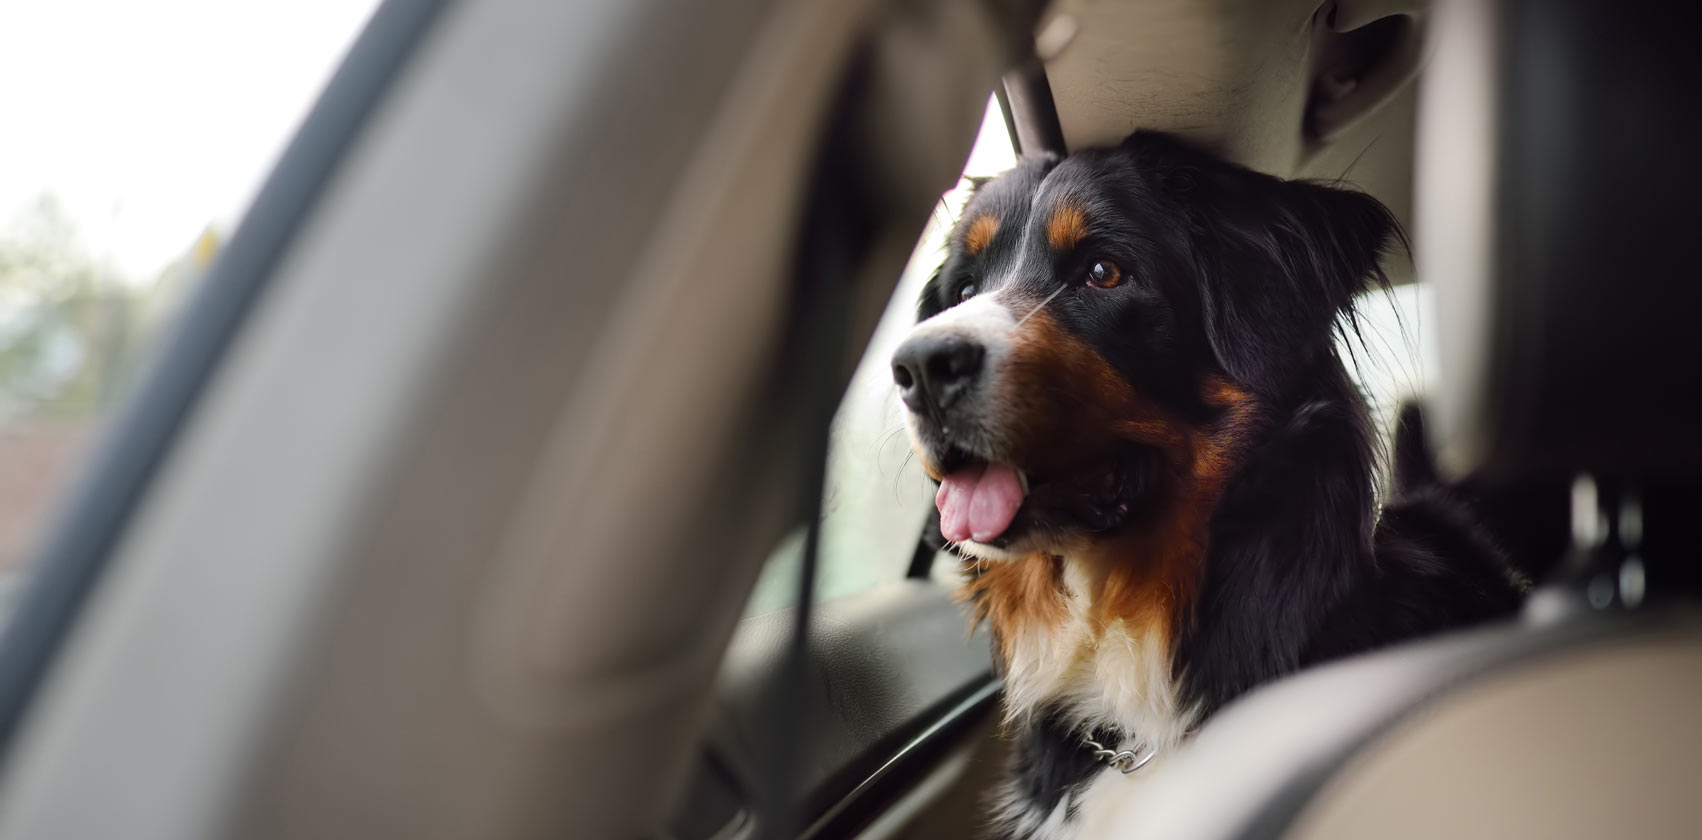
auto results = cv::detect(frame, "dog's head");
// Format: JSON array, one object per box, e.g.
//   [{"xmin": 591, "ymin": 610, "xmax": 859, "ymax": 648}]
[{"xmin": 894, "ymin": 131, "xmax": 1399, "ymax": 560}]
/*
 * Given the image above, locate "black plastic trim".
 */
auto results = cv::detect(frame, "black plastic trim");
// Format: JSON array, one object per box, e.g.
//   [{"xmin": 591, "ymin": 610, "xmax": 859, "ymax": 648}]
[
  {"xmin": 801, "ymin": 676, "xmax": 1000, "ymax": 840},
  {"xmin": 0, "ymin": 0, "xmax": 453, "ymax": 754},
  {"xmin": 906, "ymin": 535, "xmax": 939, "ymax": 579},
  {"xmin": 752, "ymin": 32, "xmax": 884, "ymax": 840},
  {"xmin": 1000, "ymin": 60, "xmax": 1066, "ymax": 155},
  {"xmin": 991, "ymin": 84, "xmax": 1021, "ymax": 153}
]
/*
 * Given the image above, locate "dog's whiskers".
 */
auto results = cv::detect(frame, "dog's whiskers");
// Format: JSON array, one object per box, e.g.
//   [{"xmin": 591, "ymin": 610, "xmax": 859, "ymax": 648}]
[
  {"xmin": 894, "ymin": 448, "xmax": 918, "ymax": 499},
  {"xmin": 1015, "ymin": 285, "xmax": 1067, "ymax": 328}
]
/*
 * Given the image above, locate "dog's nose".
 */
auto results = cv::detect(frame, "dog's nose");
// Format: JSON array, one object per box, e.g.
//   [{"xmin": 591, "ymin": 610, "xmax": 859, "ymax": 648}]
[{"xmin": 892, "ymin": 335, "xmax": 984, "ymax": 414}]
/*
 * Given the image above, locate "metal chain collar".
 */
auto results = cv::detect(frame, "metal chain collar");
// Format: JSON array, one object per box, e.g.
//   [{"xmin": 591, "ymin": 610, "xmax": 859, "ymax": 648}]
[{"xmin": 1083, "ymin": 737, "xmax": 1158, "ymax": 775}]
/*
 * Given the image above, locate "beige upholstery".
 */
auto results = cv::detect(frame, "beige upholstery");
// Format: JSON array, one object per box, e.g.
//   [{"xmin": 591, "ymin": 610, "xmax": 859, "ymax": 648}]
[
  {"xmin": 1040, "ymin": 0, "xmax": 1424, "ymax": 282},
  {"xmin": 0, "ymin": 1, "xmax": 1015, "ymax": 838},
  {"xmin": 1290, "ymin": 634, "xmax": 1702, "ymax": 840}
]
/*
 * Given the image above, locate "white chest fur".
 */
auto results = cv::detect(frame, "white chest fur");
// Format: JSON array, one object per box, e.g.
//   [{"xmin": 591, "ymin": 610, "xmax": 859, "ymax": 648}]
[
  {"xmin": 987, "ymin": 559, "xmax": 1199, "ymax": 840},
  {"xmin": 1001, "ymin": 560, "xmax": 1198, "ymax": 748}
]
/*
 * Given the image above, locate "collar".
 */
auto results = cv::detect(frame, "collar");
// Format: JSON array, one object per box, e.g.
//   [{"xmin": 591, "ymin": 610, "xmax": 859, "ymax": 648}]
[{"xmin": 1083, "ymin": 736, "xmax": 1158, "ymax": 774}]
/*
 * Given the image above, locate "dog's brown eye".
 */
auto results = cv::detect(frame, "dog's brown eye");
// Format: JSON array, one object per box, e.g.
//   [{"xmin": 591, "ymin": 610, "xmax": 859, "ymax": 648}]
[
  {"xmin": 1085, "ymin": 260, "xmax": 1122, "ymax": 289},
  {"xmin": 957, "ymin": 283, "xmax": 978, "ymax": 302}
]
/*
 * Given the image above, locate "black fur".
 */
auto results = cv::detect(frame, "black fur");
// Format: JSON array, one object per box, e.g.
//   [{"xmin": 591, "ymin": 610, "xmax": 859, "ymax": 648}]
[
  {"xmin": 1003, "ymin": 707, "xmax": 1117, "ymax": 821},
  {"xmin": 912, "ymin": 132, "xmax": 1527, "ymax": 836}
]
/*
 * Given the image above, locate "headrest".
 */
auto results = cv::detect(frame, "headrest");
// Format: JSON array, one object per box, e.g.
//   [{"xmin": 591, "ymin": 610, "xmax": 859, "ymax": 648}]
[{"xmin": 1419, "ymin": 0, "xmax": 1702, "ymax": 483}]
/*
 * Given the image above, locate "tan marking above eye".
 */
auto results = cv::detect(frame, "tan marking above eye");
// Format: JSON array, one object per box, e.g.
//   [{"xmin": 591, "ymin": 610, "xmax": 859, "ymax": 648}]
[
  {"xmin": 1046, "ymin": 203, "xmax": 1088, "ymax": 251},
  {"xmin": 965, "ymin": 214, "xmax": 1000, "ymax": 255}
]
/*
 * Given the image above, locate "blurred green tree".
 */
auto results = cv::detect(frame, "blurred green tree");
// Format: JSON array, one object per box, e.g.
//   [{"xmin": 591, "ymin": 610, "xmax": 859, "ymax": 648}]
[{"xmin": 0, "ymin": 195, "xmax": 143, "ymax": 421}]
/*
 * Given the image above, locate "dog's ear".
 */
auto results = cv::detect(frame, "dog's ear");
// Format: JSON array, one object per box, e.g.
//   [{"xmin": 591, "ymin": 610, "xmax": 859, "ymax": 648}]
[
  {"xmin": 1125, "ymin": 132, "xmax": 1402, "ymax": 389},
  {"xmin": 916, "ymin": 263, "xmax": 947, "ymax": 322}
]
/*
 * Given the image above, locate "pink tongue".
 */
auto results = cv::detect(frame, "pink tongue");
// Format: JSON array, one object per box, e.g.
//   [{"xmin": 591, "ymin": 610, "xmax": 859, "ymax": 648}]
[{"xmin": 935, "ymin": 462, "xmax": 1025, "ymax": 543}]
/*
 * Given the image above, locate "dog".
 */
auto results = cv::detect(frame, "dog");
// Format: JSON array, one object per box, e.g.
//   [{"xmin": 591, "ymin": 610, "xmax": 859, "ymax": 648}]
[{"xmin": 890, "ymin": 131, "xmax": 1527, "ymax": 839}]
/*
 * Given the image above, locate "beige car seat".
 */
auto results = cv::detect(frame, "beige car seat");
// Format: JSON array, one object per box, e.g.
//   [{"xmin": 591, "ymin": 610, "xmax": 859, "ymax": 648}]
[{"xmin": 1110, "ymin": 0, "xmax": 1702, "ymax": 837}]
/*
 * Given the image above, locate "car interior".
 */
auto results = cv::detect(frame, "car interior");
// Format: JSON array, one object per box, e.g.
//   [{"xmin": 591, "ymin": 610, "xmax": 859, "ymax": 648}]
[{"xmin": 0, "ymin": 0, "xmax": 1695, "ymax": 838}]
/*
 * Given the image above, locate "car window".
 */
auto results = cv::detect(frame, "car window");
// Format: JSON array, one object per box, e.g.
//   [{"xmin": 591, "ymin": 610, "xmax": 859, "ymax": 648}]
[
  {"xmin": 743, "ymin": 96, "xmax": 1017, "ymax": 616},
  {"xmin": 1342, "ymin": 282, "xmax": 1428, "ymax": 447},
  {"xmin": 0, "ymin": 1, "xmax": 380, "ymax": 598}
]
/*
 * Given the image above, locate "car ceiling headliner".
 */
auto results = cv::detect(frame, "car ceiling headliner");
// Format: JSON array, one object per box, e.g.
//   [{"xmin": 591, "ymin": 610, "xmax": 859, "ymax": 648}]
[{"xmin": 1036, "ymin": 0, "xmax": 1421, "ymax": 283}]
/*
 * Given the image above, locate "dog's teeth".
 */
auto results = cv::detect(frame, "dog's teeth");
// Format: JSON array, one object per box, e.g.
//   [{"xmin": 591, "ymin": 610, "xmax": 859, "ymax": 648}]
[{"xmin": 1017, "ymin": 469, "xmax": 1030, "ymax": 495}]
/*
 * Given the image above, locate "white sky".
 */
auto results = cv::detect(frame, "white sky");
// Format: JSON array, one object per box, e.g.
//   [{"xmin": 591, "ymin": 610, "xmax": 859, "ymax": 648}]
[
  {"xmin": 0, "ymin": 0, "xmax": 381, "ymax": 281},
  {"xmin": 962, "ymin": 96, "xmax": 1018, "ymax": 178}
]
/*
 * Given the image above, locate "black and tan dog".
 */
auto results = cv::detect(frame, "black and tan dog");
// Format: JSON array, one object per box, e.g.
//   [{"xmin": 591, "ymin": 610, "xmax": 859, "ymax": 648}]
[{"xmin": 891, "ymin": 131, "xmax": 1526, "ymax": 839}]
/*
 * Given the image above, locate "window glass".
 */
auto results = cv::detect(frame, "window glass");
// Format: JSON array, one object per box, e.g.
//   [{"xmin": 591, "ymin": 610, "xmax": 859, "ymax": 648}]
[
  {"xmin": 744, "ymin": 96, "xmax": 1017, "ymax": 616},
  {"xmin": 0, "ymin": 1, "xmax": 381, "ymax": 590},
  {"xmin": 1341, "ymin": 282, "xmax": 1430, "ymax": 450}
]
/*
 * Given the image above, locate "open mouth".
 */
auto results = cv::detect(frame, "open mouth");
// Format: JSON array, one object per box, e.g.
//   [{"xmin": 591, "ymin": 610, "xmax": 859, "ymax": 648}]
[
  {"xmin": 935, "ymin": 460, "xmax": 1028, "ymax": 544},
  {"xmin": 933, "ymin": 448, "xmax": 1157, "ymax": 548}
]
